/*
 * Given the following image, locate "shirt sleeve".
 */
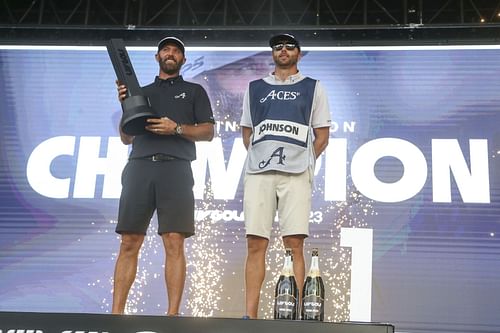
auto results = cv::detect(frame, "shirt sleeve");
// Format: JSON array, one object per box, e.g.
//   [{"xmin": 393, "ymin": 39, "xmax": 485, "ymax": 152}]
[
  {"xmin": 311, "ymin": 81, "xmax": 332, "ymax": 128},
  {"xmin": 194, "ymin": 84, "xmax": 215, "ymax": 124},
  {"xmin": 240, "ymin": 85, "xmax": 252, "ymax": 128}
]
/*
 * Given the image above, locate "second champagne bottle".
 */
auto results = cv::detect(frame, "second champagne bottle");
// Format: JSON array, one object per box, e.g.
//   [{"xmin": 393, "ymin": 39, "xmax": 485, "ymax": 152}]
[{"xmin": 301, "ymin": 248, "xmax": 325, "ymax": 321}]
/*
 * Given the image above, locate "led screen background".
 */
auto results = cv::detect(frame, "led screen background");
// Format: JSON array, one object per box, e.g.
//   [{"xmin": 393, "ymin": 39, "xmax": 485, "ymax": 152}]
[{"xmin": 0, "ymin": 44, "xmax": 499, "ymax": 333}]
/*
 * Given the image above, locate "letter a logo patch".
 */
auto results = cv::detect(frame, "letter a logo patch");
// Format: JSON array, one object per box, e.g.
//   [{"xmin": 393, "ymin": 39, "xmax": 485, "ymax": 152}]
[{"xmin": 259, "ymin": 147, "xmax": 286, "ymax": 169}]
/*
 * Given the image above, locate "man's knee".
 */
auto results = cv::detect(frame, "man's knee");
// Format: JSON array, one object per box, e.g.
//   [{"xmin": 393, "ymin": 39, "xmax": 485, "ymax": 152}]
[
  {"xmin": 246, "ymin": 235, "xmax": 269, "ymax": 257},
  {"xmin": 119, "ymin": 233, "xmax": 144, "ymax": 255},
  {"xmin": 162, "ymin": 232, "xmax": 185, "ymax": 257},
  {"xmin": 282, "ymin": 235, "xmax": 305, "ymax": 251}
]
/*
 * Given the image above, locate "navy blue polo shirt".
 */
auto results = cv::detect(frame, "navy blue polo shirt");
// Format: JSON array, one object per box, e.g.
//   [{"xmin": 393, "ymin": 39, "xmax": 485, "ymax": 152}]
[{"xmin": 128, "ymin": 76, "xmax": 214, "ymax": 161}]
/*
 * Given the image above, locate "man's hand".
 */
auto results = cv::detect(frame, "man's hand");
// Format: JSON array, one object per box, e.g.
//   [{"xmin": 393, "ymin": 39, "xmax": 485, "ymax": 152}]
[
  {"xmin": 116, "ymin": 80, "xmax": 127, "ymax": 102},
  {"xmin": 114, "ymin": 80, "xmax": 134, "ymax": 144},
  {"xmin": 145, "ymin": 117, "xmax": 177, "ymax": 135}
]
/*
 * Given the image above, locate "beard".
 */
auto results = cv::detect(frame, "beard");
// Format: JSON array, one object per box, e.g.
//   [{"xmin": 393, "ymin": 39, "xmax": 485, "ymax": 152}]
[
  {"xmin": 159, "ymin": 56, "xmax": 183, "ymax": 75},
  {"xmin": 273, "ymin": 54, "xmax": 298, "ymax": 68}
]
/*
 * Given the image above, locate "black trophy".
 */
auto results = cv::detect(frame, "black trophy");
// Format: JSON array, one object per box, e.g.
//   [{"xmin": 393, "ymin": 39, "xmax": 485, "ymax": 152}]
[{"xmin": 106, "ymin": 38, "xmax": 157, "ymax": 135}]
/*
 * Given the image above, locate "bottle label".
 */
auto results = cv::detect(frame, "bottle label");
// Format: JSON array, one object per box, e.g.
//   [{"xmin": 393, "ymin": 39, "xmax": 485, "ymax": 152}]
[
  {"xmin": 302, "ymin": 294, "xmax": 324, "ymax": 319},
  {"xmin": 274, "ymin": 293, "xmax": 297, "ymax": 319}
]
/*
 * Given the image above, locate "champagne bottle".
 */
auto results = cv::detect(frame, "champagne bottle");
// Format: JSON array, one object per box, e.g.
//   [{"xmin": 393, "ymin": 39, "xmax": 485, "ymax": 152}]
[
  {"xmin": 301, "ymin": 248, "xmax": 325, "ymax": 321},
  {"xmin": 274, "ymin": 248, "xmax": 299, "ymax": 320}
]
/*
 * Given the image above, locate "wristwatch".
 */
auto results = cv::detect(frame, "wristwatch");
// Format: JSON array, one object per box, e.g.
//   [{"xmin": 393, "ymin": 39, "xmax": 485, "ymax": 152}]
[{"xmin": 174, "ymin": 123, "xmax": 183, "ymax": 135}]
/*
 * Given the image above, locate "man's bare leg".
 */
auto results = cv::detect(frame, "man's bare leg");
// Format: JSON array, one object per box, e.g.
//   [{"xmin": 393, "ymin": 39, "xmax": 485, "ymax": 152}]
[
  {"xmin": 112, "ymin": 233, "xmax": 145, "ymax": 314},
  {"xmin": 244, "ymin": 235, "xmax": 269, "ymax": 319},
  {"xmin": 283, "ymin": 235, "xmax": 306, "ymax": 299},
  {"xmin": 162, "ymin": 232, "xmax": 186, "ymax": 316}
]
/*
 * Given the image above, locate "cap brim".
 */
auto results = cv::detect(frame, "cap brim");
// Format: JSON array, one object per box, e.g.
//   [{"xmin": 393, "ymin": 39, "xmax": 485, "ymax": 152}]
[
  {"xmin": 269, "ymin": 34, "xmax": 299, "ymax": 48},
  {"xmin": 157, "ymin": 37, "xmax": 185, "ymax": 54}
]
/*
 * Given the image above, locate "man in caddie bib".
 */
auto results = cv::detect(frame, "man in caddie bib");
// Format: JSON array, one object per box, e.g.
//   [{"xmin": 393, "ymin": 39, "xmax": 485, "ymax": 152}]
[{"xmin": 240, "ymin": 33, "xmax": 331, "ymax": 319}]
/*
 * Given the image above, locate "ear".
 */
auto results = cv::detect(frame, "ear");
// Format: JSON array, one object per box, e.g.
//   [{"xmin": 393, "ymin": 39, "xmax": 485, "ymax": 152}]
[
  {"xmin": 155, "ymin": 53, "xmax": 160, "ymax": 62},
  {"xmin": 182, "ymin": 57, "xmax": 187, "ymax": 65}
]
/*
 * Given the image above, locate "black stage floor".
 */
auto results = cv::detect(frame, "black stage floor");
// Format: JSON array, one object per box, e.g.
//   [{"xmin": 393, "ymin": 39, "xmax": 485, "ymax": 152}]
[{"xmin": 0, "ymin": 311, "xmax": 394, "ymax": 333}]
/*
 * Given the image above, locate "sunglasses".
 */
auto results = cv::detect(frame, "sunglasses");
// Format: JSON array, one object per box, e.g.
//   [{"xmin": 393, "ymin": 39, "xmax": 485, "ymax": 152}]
[{"xmin": 272, "ymin": 43, "xmax": 297, "ymax": 51}]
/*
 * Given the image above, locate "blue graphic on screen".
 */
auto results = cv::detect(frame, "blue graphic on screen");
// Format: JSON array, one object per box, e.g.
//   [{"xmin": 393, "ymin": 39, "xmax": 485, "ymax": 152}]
[{"xmin": 0, "ymin": 45, "xmax": 499, "ymax": 333}]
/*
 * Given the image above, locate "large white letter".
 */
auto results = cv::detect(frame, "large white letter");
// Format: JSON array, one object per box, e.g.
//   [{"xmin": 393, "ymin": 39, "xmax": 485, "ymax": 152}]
[
  {"xmin": 26, "ymin": 136, "xmax": 76, "ymax": 199},
  {"xmin": 351, "ymin": 138, "xmax": 427, "ymax": 202},
  {"xmin": 192, "ymin": 138, "xmax": 246, "ymax": 200},
  {"xmin": 73, "ymin": 136, "xmax": 129, "ymax": 198},
  {"xmin": 340, "ymin": 227, "xmax": 373, "ymax": 322},
  {"xmin": 324, "ymin": 138, "xmax": 347, "ymax": 201},
  {"xmin": 102, "ymin": 137, "xmax": 130, "ymax": 198},
  {"xmin": 432, "ymin": 139, "xmax": 490, "ymax": 203}
]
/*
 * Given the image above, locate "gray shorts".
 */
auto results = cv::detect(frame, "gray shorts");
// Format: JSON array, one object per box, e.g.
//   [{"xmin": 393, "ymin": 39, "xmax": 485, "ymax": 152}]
[
  {"xmin": 243, "ymin": 170, "xmax": 312, "ymax": 239},
  {"xmin": 116, "ymin": 158, "xmax": 195, "ymax": 237}
]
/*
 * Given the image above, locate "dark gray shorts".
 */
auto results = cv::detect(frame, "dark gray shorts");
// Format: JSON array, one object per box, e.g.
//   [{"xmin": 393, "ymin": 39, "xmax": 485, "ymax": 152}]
[{"xmin": 116, "ymin": 158, "xmax": 195, "ymax": 237}]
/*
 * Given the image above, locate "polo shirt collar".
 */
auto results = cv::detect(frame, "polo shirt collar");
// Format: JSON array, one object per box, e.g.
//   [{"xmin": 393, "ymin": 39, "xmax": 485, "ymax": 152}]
[
  {"xmin": 155, "ymin": 75, "xmax": 184, "ymax": 86},
  {"xmin": 269, "ymin": 71, "xmax": 303, "ymax": 83}
]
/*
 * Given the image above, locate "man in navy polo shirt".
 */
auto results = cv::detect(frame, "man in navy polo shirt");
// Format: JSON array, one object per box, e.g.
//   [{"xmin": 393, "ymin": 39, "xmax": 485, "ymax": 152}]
[
  {"xmin": 240, "ymin": 33, "xmax": 331, "ymax": 319},
  {"xmin": 113, "ymin": 36, "xmax": 214, "ymax": 315}
]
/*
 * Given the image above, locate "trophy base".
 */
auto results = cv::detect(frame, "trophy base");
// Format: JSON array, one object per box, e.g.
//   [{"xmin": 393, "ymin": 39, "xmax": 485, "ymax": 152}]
[{"xmin": 121, "ymin": 95, "xmax": 158, "ymax": 135}]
